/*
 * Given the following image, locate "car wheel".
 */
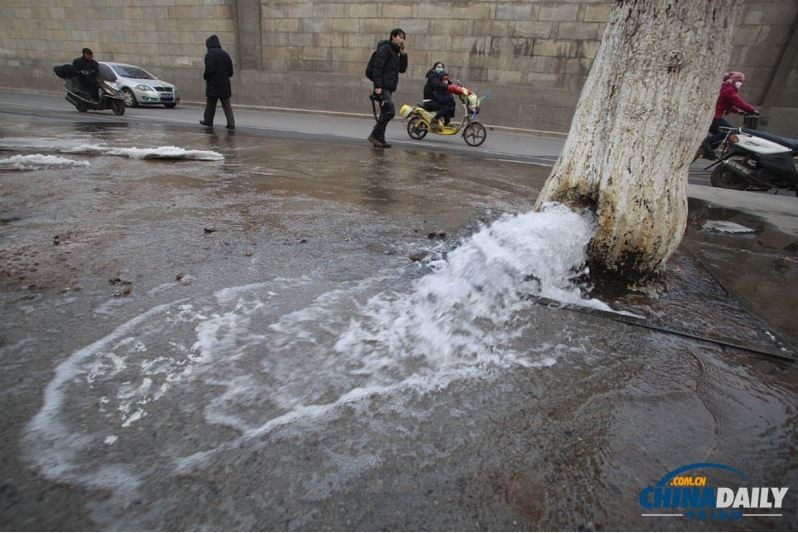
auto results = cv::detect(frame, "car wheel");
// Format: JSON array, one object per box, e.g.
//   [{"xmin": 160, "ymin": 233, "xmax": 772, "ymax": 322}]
[
  {"xmin": 163, "ymin": 103, "xmax": 177, "ymax": 109},
  {"xmin": 122, "ymin": 88, "xmax": 138, "ymax": 108}
]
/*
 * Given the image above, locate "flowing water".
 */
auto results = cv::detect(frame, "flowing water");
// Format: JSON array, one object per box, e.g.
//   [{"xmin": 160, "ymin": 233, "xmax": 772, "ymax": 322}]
[{"xmin": 1, "ymin": 120, "xmax": 796, "ymax": 530}]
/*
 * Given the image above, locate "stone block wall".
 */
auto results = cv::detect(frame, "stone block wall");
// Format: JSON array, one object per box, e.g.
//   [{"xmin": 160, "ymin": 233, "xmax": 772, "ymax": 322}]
[
  {"xmin": 0, "ymin": 0, "xmax": 236, "ymax": 104},
  {"xmin": 0, "ymin": 0, "xmax": 796, "ymax": 135},
  {"xmin": 244, "ymin": 0, "xmax": 613, "ymax": 133},
  {"xmin": 732, "ymin": 1, "xmax": 798, "ymax": 135}
]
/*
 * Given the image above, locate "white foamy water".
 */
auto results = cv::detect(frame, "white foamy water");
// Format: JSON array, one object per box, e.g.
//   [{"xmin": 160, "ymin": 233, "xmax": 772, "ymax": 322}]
[
  {"xmin": 0, "ymin": 137, "xmax": 223, "ymax": 161},
  {"xmin": 0, "ymin": 154, "xmax": 90, "ymax": 170},
  {"xmin": 24, "ymin": 205, "xmax": 608, "ymax": 501},
  {"xmin": 336, "ymin": 203, "xmax": 611, "ymax": 366}
]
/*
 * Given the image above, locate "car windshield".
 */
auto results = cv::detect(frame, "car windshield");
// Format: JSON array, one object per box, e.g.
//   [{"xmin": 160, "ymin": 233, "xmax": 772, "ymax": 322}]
[{"xmin": 111, "ymin": 65, "xmax": 156, "ymax": 80}]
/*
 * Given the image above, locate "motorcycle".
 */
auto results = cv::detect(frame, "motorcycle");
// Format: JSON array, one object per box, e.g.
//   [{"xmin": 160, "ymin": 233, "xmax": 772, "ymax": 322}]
[
  {"xmin": 705, "ymin": 117, "xmax": 798, "ymax": 194},
  {"xmin": 398, "ymin": 88, "xmax": 487, "ymax": 147},
  {"xmin": 54, "ymin": 64, "xmax": 126, "ymax": 116}
]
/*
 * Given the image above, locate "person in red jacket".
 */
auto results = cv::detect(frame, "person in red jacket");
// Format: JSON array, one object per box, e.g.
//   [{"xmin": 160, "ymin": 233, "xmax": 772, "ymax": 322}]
[{"xmin": 700, "ymin": 72, "xmax": 758, "ymax": 159}]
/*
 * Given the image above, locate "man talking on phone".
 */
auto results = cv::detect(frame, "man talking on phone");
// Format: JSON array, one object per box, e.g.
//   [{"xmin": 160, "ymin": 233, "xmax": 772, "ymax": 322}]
[{"xmin": 367, "ymin": 28, "xmax": 407, "ymax": 148}]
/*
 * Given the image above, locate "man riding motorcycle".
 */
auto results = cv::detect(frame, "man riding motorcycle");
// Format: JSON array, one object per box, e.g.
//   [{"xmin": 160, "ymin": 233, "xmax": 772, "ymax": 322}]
[{"xmin": 72, "ymin": 47, "xmax": 100, "ymax": 101}]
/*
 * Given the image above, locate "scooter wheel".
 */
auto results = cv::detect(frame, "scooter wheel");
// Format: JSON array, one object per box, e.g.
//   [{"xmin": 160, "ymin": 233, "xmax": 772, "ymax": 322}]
[
  {"xmin": 710, "ymin": 160, "xmax": 748, "ymax": 190},
  {"xmin": 463, "ymin": 122, "xmax": 486, "ymax": 147},
  {"xmin": 407, "ymin": 116, "xmax": 428, "ymax": 140},
  {"xmin": 111, "ymin": 100, "xmax": 126, "ymax": 116}
]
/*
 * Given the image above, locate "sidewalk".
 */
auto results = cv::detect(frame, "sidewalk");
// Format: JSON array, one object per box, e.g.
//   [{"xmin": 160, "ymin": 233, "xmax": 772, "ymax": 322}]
[{"xmin": 688, "ymin": 184, "xmax": 798, "ymax": 237}]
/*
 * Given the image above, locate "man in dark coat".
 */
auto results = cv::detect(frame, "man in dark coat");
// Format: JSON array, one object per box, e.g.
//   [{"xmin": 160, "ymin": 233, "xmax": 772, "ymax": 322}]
[
  {"xmin": 200, "ymin": 35, "xmax": 235, "ymax": 129},
  {"xmin": 367, "ymin": 28, "xmax": 407, "ymax": 148},
  {"xmin": 72, "ymin": 48, "xmax": 100, "ymax": 100}
]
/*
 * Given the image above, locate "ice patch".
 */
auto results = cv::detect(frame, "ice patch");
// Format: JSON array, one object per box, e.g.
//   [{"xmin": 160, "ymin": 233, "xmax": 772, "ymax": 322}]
[
  {"xmin": 702, "ymin": 220, "xmax": 757, "ymax": 234},
  {"xmin": 0, "ymin": 154, "xmax": 90, "ymax": 170},
  {"xmin": 121, "ymin": 408, "xmax": 145, "ymax": 428},
  {"xmin": 0, "ymin": 137, "xmax": 223, "ymax": 161},
  {"xmin": 63, "ymin": 144, "xmax": 224, "ymax": 161}
]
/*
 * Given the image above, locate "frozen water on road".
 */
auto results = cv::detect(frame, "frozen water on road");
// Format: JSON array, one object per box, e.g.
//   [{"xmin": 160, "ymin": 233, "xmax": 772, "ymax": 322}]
[
  {"xmin": 0, "ymin": 136, "xmax": 223, "ymax": 161},
  {"xmin": 0, "ymin": 153, "xmax": 90, "ymax": 170}
]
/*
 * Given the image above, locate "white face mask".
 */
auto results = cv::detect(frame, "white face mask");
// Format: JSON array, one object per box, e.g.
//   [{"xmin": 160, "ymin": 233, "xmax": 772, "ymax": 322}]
[{"xmin": 734, "ymin": 81, "xmax": 742, "ymax": 89}]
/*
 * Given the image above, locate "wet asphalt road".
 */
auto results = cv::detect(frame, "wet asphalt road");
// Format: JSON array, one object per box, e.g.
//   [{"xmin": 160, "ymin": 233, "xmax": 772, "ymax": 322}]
[
  {"xmin": 0, "ymin": 94, "xmax": 796, "ymax": 531},
  {"xmin": 1, "ymin": 90, "xmax": 722, "ymax": 185}
]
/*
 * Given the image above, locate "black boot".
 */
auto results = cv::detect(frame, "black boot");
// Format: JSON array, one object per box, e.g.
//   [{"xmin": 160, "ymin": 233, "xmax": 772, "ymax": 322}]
[{"xmin": 368, "ymin": 133, "xmax": 391, "ymax": 148}]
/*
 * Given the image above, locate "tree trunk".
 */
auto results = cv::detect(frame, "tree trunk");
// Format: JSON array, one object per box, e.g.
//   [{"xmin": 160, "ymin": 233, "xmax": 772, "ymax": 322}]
[{"xmin": 534, "ymin": 0, "xmax": 743, "ymax": 278}]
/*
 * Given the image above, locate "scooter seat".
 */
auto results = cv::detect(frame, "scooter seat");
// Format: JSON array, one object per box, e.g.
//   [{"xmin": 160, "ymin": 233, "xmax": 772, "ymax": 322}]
[{"xmin": 742, "ymin": 129, "xmax": 798, "ymax": 152}]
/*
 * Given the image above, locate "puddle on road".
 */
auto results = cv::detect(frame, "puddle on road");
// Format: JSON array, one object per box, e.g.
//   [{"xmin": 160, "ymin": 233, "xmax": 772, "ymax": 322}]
[
  {"xmin": 682, "ymin": 199, "xmax": 798, "ymax": 351},
  {"xmin": 1, "ymin": 121, "xmax": 796, "ymax": 530}
]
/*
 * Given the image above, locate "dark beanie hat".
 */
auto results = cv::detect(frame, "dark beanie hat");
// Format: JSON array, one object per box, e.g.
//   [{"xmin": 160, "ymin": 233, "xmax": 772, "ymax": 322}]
[
  {"xmin": 390, "ymin": 28, "xmax": 405, "ymax": 38},
  {"xmin": 82, "ymin": 48, "xmax": 93, "ymax": 55}
]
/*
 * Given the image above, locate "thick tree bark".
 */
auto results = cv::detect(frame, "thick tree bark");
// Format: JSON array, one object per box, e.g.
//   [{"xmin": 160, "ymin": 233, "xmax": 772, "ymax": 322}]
[{"xmin": 535, "ymin": 0, "xmax": 743, "ymax": 278}]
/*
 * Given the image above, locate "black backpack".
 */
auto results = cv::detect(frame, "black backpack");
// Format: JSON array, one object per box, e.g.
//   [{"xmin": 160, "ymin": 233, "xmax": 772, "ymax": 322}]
[{"xmin": 364, "ymin": 45, "xmax": 381, "ymax": 81}]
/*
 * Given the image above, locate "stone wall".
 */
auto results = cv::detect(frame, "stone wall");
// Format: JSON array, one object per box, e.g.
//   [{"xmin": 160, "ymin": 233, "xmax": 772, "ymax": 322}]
[
  {"xmin": 736, "ymin": 1, "xmax": 798, "ymax": 135},
  {"xmin": 0, "ymin": 0, "xmax": 235, "ymax": 110},
  {"xmin": 0, "ymin": 0, "xmax": 795, "ymax": 135}
]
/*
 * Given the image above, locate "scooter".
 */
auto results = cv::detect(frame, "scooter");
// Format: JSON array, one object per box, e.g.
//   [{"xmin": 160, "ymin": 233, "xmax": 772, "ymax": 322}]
[
  {"xmin": 398, "ymin": 88, "xmax": 487, "ymax": 147},
  {"xmin": 54, "ymin": 64, "xmax": 126, "ymax": 116},
  {"xmin": 706, "ymin": 120, "xmax": 798, "ymax": 194}
]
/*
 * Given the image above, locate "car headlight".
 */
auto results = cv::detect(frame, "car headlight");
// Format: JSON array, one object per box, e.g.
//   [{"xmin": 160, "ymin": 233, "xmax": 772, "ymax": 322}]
[{"xmin": 135, "ymin": 84, "xmax": 155, "ymax": 92}]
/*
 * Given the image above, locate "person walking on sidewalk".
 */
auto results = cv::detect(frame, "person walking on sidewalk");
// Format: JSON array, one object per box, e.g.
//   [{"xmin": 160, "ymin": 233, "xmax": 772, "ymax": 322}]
[
  {"xmin": 200, "ymin": 35, "xmax": 235, "ymax": 130},
  {"xmin": 367, "ymin": 28, "xmax": 407, "ymax": 148}
]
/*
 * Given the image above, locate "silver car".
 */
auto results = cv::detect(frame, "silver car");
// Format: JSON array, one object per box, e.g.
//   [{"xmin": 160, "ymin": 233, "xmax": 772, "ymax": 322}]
[{"xmin": 99, "ymin": 62, "xmax": 180, "ymax": 109}]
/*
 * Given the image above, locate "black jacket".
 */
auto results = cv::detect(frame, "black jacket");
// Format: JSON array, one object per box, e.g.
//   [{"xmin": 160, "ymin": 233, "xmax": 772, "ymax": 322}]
[
  {"xmin": 72, "ymin": 56, "xmax": 99, "ymax": 76},
  {"xmin": 203, "ymin": 35, "xmax": 234, "ymax": 98},
  {"xmin": 72, "ymin": 56, "xmax": 99, "ymax": 93},
  {"xmin": 423, "ymin": 69, "xmax": 453, "ymax": 105},
  {"xmin": 371, "ymin": 40, "xmax": 407, "ymax": 92}
]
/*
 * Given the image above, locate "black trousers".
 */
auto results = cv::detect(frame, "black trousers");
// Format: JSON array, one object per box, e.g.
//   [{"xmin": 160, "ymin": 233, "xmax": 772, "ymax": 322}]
[
  {"xmin": 705, "ymin": 117, "xmax": 732, "ymax": 148},
  {"xmin": 423, "ymin": 100, "xmax": 455, "ymax": 123},
  {"xmin": 78, "ymin": 76, "xmax": 99, "ymax": 101},
  {"xmin": 371, "ymin": 90, "xmax": 395, "ymax": 139},
  {"xmin": 203, "ymin": 97, "xmax": 235, "ymax": 127}
]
